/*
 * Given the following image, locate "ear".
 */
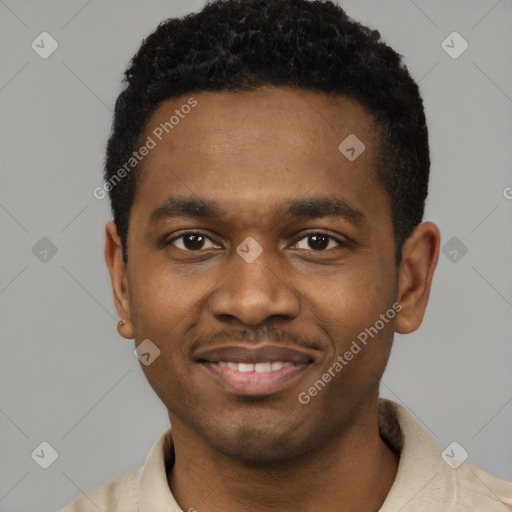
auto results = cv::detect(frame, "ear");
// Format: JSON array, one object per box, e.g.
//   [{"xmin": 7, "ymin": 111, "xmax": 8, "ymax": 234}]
[
  {"xmin": 105, "ymin": 221, "xmax": 134, "ymax": 339},
  {"xmin": 395, "ymin": 222, "xmax": 440, "ymax": 334}
]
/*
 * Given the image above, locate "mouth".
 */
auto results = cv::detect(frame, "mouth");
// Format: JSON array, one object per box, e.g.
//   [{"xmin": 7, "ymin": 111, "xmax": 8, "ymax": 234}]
[{"xmin": 195, "ymin": 344, "xmax": 316, "ymax": 396}]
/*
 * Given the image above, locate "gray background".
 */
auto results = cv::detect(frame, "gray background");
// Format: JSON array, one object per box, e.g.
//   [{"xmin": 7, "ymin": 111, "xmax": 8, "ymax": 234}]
[{"xmin": 1, "ymin": 0, "xmax": 511, "ymax": 511}]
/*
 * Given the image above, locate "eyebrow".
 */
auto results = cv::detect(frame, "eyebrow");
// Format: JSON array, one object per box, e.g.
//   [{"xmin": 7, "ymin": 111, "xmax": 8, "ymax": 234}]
[{"xmin": 148, "ymin": 196, "xmax": 365, "ymax": 228}]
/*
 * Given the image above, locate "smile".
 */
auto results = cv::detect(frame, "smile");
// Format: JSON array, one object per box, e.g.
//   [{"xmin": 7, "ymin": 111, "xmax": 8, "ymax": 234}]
[
  {"xmin": 199, "ymin": 360, "xmax": 312, "ymax": 396},
  {"xmin": 195, "ymin": 343, "xmax": 317, "ymax": 396}
]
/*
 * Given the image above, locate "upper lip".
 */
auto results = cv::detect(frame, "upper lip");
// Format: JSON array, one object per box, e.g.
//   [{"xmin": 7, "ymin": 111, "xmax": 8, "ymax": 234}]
[{"xmin": 194, "ymin": 344, "xmax": 316, "ymax": 364}]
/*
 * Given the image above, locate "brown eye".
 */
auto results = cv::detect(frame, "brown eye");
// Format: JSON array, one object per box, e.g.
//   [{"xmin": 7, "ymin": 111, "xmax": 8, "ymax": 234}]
[
  {"xmin": 294, "ymin": 233, "xmax": 343, "ymax": 251},
  {"xmin": 168, "ymin": 233, "xmax": 219, "ymax": 251}
]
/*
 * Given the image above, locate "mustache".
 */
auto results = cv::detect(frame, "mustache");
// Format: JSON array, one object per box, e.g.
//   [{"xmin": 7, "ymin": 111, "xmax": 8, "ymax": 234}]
[{"xmin": 188, "ymin": 325, "xmax": 322, "ymax": 354}]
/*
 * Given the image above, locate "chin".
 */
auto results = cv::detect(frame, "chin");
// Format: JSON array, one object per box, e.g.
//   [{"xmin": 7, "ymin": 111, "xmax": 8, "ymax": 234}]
[{"xmin": 199, "ymin": 414, "xmax": 317, "ymax": 463}]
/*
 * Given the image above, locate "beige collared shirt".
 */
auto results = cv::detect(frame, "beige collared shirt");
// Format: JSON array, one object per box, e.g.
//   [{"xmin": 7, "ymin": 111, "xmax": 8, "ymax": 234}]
[{"xmin": 58, "ymin": 398, "xmax": 512, "ymax": 511}]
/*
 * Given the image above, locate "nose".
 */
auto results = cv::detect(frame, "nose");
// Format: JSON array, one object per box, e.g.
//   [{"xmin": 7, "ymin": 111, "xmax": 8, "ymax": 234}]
[{"xmin": 210, "ymin": 245, "xmax": 300, "ymax": 326}]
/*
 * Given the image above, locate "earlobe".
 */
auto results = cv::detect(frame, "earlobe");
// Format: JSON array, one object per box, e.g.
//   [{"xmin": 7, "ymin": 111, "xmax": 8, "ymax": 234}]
[
  {"xmin": 395, "ymin": 222, "xmax": 440, "ymax": 335},
  {"xmin": 105, "ymin": 221, "xmax": 134, "ymax": 339}
]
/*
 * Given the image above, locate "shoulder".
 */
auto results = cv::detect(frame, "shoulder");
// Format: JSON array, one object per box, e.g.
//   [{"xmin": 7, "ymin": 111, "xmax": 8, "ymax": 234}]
[
  {"xmin": 378, "ymin": 398, "xmax": 512, "ymax": 511},
  {"xmin": 451, "ymin": 462, "xmax": 512, "ymax": 511},
  {"xmin": 57, "ymin": 466, "xmax": 142, "ymax": 512}
]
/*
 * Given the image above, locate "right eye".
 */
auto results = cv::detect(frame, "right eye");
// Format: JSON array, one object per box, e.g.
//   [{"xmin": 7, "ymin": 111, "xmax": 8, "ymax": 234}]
[{"xmin": 166, "ymin": 232, "xmax": 221, "ymax": 251}]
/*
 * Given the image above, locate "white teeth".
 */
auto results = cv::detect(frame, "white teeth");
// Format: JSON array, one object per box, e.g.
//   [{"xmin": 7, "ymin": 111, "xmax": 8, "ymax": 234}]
[
  {"xmin": 254, "ymin": 362, "xmax": 272, "ymax": 372},
  {"xmin": 216, "ymin": 361, "xmax": 295, "ymax": 372}
]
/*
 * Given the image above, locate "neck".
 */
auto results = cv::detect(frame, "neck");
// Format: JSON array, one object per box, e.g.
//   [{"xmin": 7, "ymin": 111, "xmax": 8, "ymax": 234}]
[{"xmin": 167, "ymin": 399, "xmax": 399, "ymax": 512}]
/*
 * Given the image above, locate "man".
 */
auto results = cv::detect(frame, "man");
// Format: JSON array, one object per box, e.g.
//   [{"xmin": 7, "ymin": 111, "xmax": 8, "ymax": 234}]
[{"xmin": 60, "ymin": 0, "xmax": 512, "ymax": 510}]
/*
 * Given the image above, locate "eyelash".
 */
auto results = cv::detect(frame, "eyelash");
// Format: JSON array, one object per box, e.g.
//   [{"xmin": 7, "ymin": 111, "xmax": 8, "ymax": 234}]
[{"xmin": 166, "ymin": 232, "xmax": 346, "ymax": 252}]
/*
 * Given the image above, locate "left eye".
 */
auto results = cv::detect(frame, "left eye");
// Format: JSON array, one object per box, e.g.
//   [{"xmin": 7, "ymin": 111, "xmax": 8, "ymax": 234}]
[{"xmin": 293, "ymin": 233, "xmax": 342, "ymax": 251}]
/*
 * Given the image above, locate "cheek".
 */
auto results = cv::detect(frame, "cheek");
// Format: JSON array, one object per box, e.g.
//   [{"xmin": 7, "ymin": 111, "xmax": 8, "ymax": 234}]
[
  {"xmin": 127, "ymin": 264, "xmax": 209, "ymax": 382},
  {"xmin": 301, "ymin": 258, "xmax": 396, "ymax": 379},
  {"xmin": 128, "ymin": 264, "xmax": 198, "ymax": 330},
  {"xmin": 127, "ymin": 277, "xmax": 193, "ymax": 396},
  {"xmin": 308, "ymin": 259, "xmax": 392, "ymax": 328}
]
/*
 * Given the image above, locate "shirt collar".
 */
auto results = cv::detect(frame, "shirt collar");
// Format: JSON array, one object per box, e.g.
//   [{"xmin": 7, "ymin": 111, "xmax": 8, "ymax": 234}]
[{"xmin": 377, "ymin": 399, "xmax": 452, "ymax": 511}]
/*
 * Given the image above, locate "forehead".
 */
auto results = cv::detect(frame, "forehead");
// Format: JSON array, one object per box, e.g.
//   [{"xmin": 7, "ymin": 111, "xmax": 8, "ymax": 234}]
[{"xmin": 131, "ymin": 87, "xmax": 385, "ymax": 224}]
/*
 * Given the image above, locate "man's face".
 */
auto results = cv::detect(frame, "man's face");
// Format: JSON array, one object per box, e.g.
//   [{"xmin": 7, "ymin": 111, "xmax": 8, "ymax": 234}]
[{"xmin": 123, "ymin": 87, "xmax": 398, "ymax": 460}]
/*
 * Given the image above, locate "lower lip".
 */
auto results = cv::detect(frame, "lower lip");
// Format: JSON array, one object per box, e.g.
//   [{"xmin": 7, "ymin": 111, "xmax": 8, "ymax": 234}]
[{"xmin": 199, "ymin": 362, "xmax": 311, "ymax": 396}]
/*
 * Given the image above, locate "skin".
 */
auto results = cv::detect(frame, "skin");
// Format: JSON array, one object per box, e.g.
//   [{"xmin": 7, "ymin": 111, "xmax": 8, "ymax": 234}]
[{"xmin": 105, "ymin": 87, "xmax": 440, "ymax": 512}]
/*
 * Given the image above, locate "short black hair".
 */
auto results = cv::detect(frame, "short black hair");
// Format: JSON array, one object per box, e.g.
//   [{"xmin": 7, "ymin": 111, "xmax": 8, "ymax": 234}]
[{"xmin": 105, "ymin": 0, "xmax": 430, "ymax": 265}]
